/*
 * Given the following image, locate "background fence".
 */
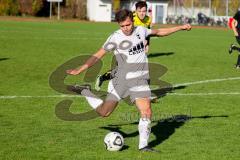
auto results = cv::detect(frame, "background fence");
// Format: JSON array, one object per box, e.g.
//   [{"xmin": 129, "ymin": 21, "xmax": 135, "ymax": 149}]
[
  {"xmin": 0, "ymin": 0, "xmax": 239, "ymax": 26},
  {"xmin": 166, "ymin": 0, "xmax": 240, "ymax": 26}
]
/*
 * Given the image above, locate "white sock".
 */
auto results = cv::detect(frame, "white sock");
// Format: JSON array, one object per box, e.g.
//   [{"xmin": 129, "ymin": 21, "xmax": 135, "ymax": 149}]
[
  {"xmin": 81, "ymin": 89, "xmax": 103, "ymax": 109},
  {"xmin": 138, "ymin": 118, "xmax": 151, "ymax": 149}
]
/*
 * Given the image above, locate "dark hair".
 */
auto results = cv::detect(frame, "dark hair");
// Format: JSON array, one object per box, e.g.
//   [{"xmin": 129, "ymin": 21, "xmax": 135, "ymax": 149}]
[
  {"xmin": 135, "ymin": 1, "xmax": 147, "ymax": 10},
  {"xmin": 115, "ymin": 9, "xmax": 133, "ymax": 23}
]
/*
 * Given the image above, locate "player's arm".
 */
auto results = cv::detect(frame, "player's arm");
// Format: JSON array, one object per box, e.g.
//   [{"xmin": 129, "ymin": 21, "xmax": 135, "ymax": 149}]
[
  {"xmin": 150, "ymin": 24, "xmax": 191, "ymax": 37},
  {"xmin": 232, "ymin": 19, "xmax": 238, "ymax": 36},
  {"xmin": 66, "ymin": 48, "xmax": 106, "ymax": 75}
]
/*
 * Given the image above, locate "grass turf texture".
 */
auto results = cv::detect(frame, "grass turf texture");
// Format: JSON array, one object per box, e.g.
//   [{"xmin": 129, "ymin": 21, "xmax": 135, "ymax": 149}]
[{"xmin": 0, "ymin": 19, "xmax": 240, "ymax": 160}]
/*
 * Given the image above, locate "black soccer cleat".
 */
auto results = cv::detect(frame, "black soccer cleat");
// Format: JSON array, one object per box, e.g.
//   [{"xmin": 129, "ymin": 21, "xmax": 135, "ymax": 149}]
[
  {"xmin": 67, "ymin": 84, "xmax": 91, "ymax": 94},
  {"xmin": 236, "ymin": 65, "xmax": 240, "ymax": 69},
  {"xmin": 229, "ymin": 44, "xmax": 238, "ymax": 54},
  {"xmin": 139, "ymin": 146, "xmax": 160, "ymax": 153}
]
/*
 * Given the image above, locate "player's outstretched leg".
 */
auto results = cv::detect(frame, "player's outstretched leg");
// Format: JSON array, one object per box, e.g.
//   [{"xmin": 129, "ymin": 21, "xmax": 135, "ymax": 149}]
[
  {"xmin": 69, "ymin": 84, "xmax": 118, "ymax": 117},
  {"xmin": 95, "ymin": 100, "xmax": 118, "ymax": 117},
  {"xmin": 68, "ymin": 84, "xmax": 103, "ymax": 109}
]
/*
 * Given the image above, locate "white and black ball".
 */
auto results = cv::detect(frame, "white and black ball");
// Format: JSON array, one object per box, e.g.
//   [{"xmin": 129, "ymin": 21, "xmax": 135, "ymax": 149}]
[{"xmin": 104, "ymin": 132, "xmax": 124, "ymax": 151}]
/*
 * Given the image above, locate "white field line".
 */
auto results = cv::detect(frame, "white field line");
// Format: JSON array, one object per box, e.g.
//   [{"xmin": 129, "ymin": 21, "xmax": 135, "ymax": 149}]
[
  {"xmin": 1, "ymin": 92, "xmax": 240, "ymax": 99},
  {"xmin": 173, "ymin": 77, "xmax": 240, "ymax": 87},
  {"xmin": 168, "ymin": 92, "xmax": 240, "ymax": 96},
  {"xmin": 0, "ymin": 77, "xmax": 240, "ymax": 99}
]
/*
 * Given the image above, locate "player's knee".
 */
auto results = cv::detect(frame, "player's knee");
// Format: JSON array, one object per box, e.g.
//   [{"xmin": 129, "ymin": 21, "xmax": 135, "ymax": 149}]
[{"xmin": 140, "ymin": 108, "xmax": 152, "ymax": 118}]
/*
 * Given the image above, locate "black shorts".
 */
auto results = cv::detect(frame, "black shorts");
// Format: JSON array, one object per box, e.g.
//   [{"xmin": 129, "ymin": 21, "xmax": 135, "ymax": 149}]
[{"xmin": 146, "ymin": 36, "xmax": 150, "ymax": 45}]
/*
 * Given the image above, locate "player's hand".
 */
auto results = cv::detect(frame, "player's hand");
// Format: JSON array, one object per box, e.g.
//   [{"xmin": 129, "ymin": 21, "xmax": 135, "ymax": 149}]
[
  {"xmin": 181, "ymin": 24, "xmax": 192, "ymax": 31},
  {"xmin": 66, "ymin": 69, "xmax": 80, "ymax": 75}
]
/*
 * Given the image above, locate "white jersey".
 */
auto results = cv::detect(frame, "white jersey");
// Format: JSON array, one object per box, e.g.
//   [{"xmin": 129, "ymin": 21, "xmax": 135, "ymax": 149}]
[{"xmin": 103, "ymin": 26, "xmax": 152, "ymax": 80}]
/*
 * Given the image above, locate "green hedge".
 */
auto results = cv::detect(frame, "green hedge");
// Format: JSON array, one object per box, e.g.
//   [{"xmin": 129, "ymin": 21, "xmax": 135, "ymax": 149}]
[
  {"xmin": 0, "ymin": 0, "xmax": 86, "ymax": 19},
  {"xmin": 0, "ymin": 0, "xmax": 19, "ymax": 16}
]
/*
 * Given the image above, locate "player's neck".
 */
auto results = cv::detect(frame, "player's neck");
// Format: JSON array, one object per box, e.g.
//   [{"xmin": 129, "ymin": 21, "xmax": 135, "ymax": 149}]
[
  {"xmin": 137, "ymin": 15, "xmax": 146, "ymax": 23},
  {"xmin": 121, "ymin": 27, "xmax": 135, "ymax": 36}
]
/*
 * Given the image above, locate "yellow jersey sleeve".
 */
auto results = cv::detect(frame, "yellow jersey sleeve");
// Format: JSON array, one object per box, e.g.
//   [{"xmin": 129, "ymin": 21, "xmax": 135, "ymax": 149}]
[{"xmin": 133, "ymin": 12, "xmax": 152, "ymax": 29}]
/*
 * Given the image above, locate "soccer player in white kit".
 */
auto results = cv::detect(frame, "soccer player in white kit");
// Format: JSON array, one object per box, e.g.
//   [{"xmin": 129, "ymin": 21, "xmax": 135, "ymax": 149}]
[{"xmin": 67, "ymin": 9, "xmax": 191, "ymax": 152}]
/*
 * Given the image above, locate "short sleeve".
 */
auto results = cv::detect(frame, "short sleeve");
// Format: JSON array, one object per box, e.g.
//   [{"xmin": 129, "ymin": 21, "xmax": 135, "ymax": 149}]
[
  {"xmin": 141, "ymin": 26, "xmax": 152, "ymax": 38},
  {"xmin": 102, "ymin": 34, "xmax": 117, "ymax": 52}
]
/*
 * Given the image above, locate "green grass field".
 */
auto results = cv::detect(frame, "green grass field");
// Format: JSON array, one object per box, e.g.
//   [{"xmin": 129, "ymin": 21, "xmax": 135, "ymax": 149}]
[{"xmin": 0, "ymin": 19, "xmax": 240, "ymax": 160}]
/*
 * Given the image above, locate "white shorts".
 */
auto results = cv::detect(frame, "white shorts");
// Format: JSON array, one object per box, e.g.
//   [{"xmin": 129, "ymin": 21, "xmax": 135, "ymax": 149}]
[{"xmin": 106, "ymin": 78, "xmax": 151, "ymax": 102}]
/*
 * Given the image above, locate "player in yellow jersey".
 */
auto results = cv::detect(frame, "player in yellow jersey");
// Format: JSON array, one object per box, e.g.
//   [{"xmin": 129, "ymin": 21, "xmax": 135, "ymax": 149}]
[
  {"xmin": 133, "ymin": 1, "xmax": 152, "ymax": 53},
  {"xmin": 95, "ymin": 1, "xmax": 153, "ymax": 92},
  {"xmin": 133, "ymin": 6, "xmax": 151, "ymax": 29}
]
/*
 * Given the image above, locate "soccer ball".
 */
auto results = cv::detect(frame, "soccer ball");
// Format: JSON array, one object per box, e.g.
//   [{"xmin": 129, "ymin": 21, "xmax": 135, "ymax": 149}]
[{"xmin": 104, "ymin": 132, "xmax": 124, "ymax": 151}]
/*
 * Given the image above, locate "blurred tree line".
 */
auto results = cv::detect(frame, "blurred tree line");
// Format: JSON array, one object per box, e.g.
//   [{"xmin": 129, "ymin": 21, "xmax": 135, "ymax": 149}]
[{"xmin": 0, "ymin": 0, "xmax": 87, "ymax": 19}]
